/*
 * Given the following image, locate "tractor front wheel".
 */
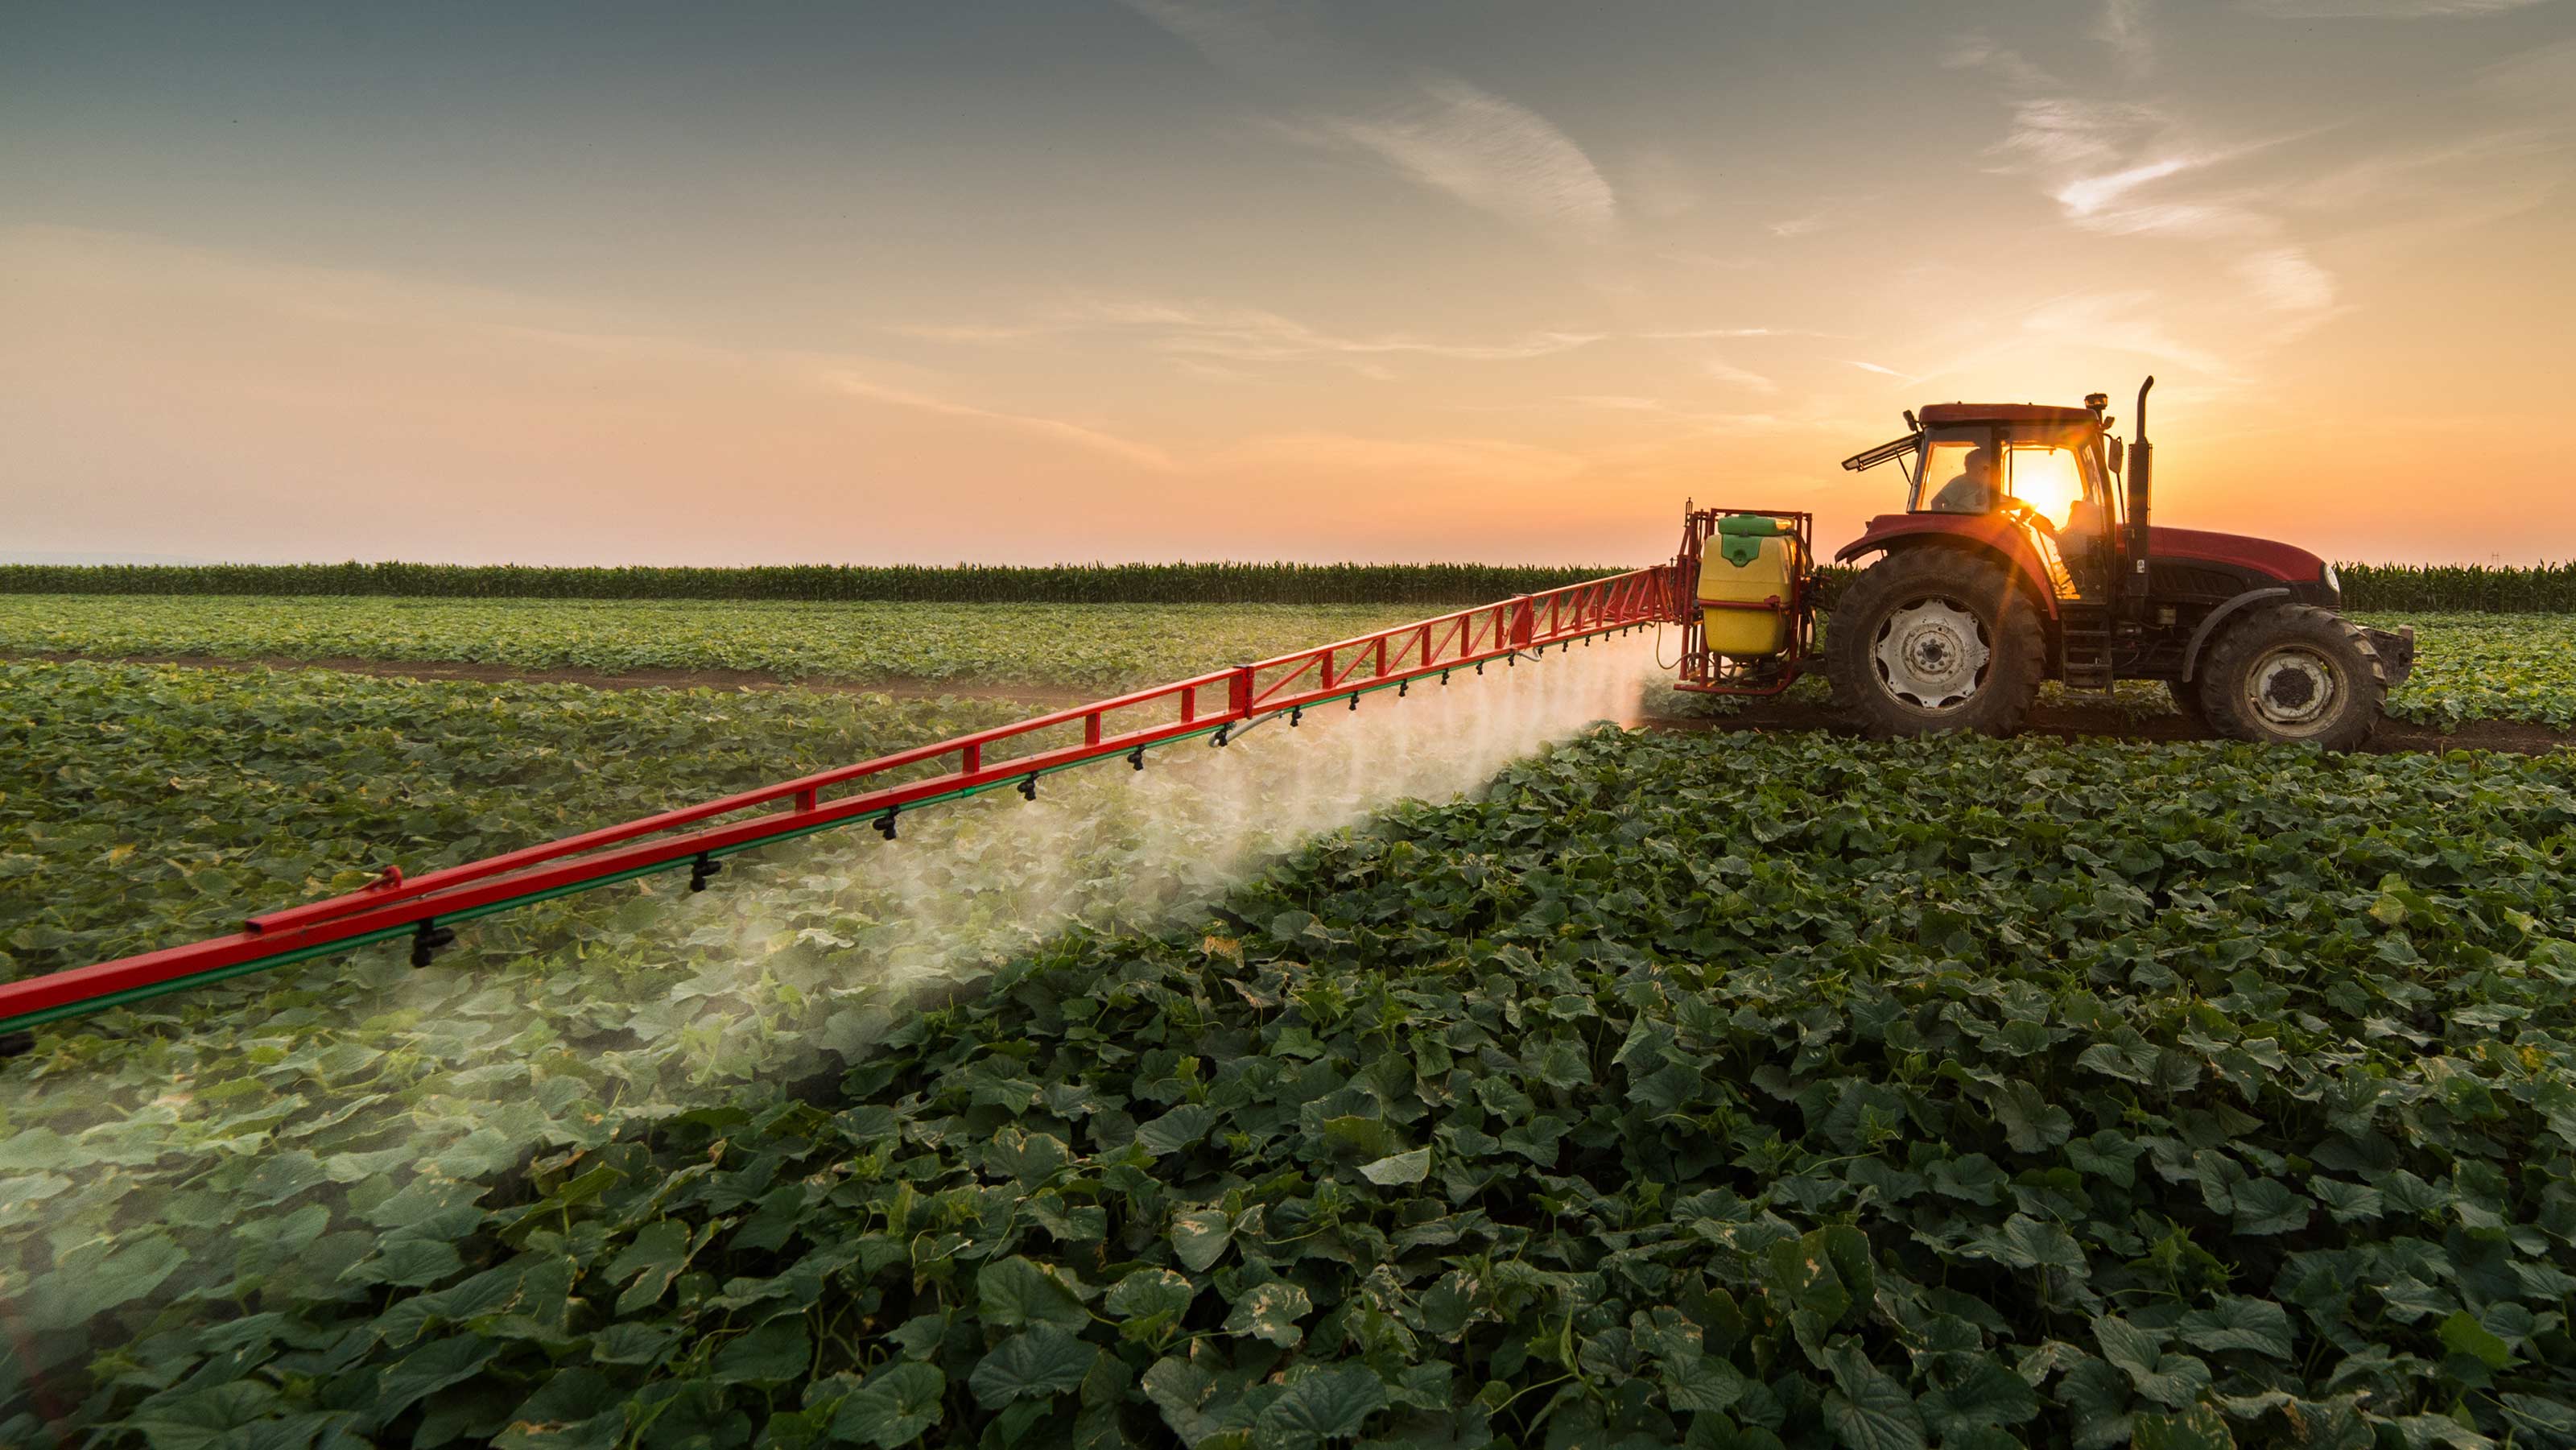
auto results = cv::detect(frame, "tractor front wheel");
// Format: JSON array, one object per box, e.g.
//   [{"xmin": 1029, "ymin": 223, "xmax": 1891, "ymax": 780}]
[
  {"xmin": 1827, "ymin": 550, "xmax": 2045, "ymax": 739},
  {"xmin": 2197, "ymin": 605, "xmax": 2384, "ymax": 750}
]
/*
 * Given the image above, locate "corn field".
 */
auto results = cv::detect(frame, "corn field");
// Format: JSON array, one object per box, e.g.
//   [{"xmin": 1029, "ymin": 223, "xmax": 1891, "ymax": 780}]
[{"xmin": 1, "ymin": 559, "xmax": 2569, "ymax": 609}]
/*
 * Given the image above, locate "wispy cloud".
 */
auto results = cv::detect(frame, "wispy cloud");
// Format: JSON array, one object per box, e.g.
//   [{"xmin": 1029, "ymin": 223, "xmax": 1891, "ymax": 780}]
[
  {"xmin": 894, "ymin": 298, "xmax": 1605, "ymax": 371},
  {"xmin": 1068, "ymin": 300, "xmax": 1604, "ymax": 365},
  {"xmin": 1565, "ymin": 395, "xmax": 1794, "ymax": 435},
  {"xmin": 2240, "ymin": 0, "xmax": 2549, "ymax": 15},
  {"xmin": 820, "ymin": 373, "xmax": 1176, "ymax": 470},
  {"xmin": 2018, "ymin": 292, "xmax": 2236, "ymax": 375},
  {"xmin": 1123, "ymin": 1, "xmax": 1615, "ymax": 242},
  {"xmin": 1766, "ymin": 213, "xmax": 1829, "ymax": 238},
  {"xmin": 1293, "ymin": 76, "xmax": 1618, "ymax": 241},
  {"xmin": 2093, "ymin": 0, "xmax": 2157, "ymax": 71},
  {"xmin": 1645, "ymin": 325, "xmax": 1841, "ymax": 340},
  {"xmin": 2481, "ymin": 37, "xmax": 2576, "ymax": 107},
  {"xmin": 1212, "ymin": 431, "xmax": 1591, "ymax": 485},
  {"xmin": 1701, "ymin": 359, "xmax": 1779, "ymax": 395},
  {"xmin": 2232, "ymin": 248, "xmax": 2339, "ymax": 312},
  {"xmin": 1846, "ymin": 360, "xmax": 1918, "ymax": 382},
  {"xmin": 1940, "ymin": 37, "xmax": 2062, "ymax": 90}
]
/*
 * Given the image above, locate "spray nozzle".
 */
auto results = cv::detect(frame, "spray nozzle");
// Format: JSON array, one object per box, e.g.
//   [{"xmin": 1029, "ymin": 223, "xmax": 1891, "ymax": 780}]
[
  {"xmin": 1398, "ymin": 680, "xmax": 1409, "ymax": 697},
  {"xmin": 1211, "ymin": 725, "xmax": 1230, "ymax": 747},
  {"xmin": 876, "ymin": 808, "xmax": 900, "ymax": 841},
  {"xmin": 689, "ymin": 853, "xmax": 723, "ymax": 893},
  {"xmin": 1290, "ymin": 705, "xmax": 1302, "ymax": 728},
  {"xmin": 1018, "ymin": 774, "xmax": 1039, "ymax": 800},
  {"xmin": 410, "ymin": 919, "xmax": 456, "ymax": 969},
  {"xmin": 1128, "ymin": 746, "xmax": 1146, "ymax": 770},
  {"xmin": 1348, "ymin": 693, "xmax": 1359, "ymax": 711},
  {"xmin": 1441, "ymin": 669, "xmax": 1451, "ymax": 685}
]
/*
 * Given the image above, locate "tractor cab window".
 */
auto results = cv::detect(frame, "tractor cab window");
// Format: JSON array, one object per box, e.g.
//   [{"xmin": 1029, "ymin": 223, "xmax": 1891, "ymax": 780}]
[
  {"xmin": 2002, "ymin": 437, "xmax": 2108, "ymax": 535},
  {"xmin": 1909, "ymin": 430, "xmax": 1995, "ymax": 515}
]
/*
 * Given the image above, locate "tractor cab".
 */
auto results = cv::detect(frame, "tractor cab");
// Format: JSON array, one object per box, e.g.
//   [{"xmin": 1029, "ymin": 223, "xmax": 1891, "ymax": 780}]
[{"xmin": 1843, "ymin": 402, "xmax": 2122, "ymax": 602}]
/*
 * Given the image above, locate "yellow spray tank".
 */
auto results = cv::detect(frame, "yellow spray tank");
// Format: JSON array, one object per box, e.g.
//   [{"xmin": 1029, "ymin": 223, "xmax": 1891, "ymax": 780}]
[{"xmin": 1695, "ymin": 514, "xmax": 1806, "ymax": 656}]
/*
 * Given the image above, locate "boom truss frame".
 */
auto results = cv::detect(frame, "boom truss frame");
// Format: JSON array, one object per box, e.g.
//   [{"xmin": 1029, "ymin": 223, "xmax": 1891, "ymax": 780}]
[{"xmin": 0, "ymin": 568, "xmax": 1678, "ymax": 1047}]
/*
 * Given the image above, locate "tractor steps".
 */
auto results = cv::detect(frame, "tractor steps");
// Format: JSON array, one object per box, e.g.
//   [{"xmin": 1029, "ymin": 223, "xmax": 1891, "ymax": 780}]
[{"xmin": 2059, "ymin": 603, "xmax": 2116, "ymax": 693}]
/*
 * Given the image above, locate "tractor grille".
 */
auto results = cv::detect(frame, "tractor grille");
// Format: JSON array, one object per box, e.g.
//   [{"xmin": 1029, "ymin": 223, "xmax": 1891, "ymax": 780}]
[{"xmin": 2149, "ymin": 562, "xmax": 2253, "ymax": 601}]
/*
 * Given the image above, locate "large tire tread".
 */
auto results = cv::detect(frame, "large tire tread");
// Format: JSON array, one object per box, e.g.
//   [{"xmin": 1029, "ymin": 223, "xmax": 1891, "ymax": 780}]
[
  {"xmin": 1825, "ymin": 549, "xmax": 2046, "ymax": 740},
  {"xmin": 2196, "ymin": 604, "xmax": 2384, "ymax": 750}
]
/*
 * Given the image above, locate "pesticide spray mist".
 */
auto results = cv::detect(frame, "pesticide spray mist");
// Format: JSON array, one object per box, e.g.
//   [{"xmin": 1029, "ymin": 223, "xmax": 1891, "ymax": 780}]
[
  {"xmin": 0, "ymin": 634, "xmax": 1668, "ymax": 1386},
  {"xmin": 638, "ymin": 632, "xmax": 1666, "ymax": 1072}
]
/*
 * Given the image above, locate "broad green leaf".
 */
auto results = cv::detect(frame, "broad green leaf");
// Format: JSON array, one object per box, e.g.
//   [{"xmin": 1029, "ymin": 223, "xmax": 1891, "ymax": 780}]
[
  {"xmin": 2436, "ymin": 1310, "xmax": 2515, "ymax": 1370},
  {"xmin": 2178, "ymin": 1298, "xmax": 2293, "ymax": 1361},
  {"xmin": 366, "ymin": 1334, "xmax": 501, "ymax": 1428},
  {"xmin": 1225, "ymin": 1280, "xmax": 1313, "ymax": 1347},
  {"xmin": 1136, "ymin": 1105, "xmax": 1221, "ymax": 1157},
  {"xmin": 1821, "ymin": 1343, "xmax": 1926, "ymax": 1450},
  {"xmin": 1359, "ymin": 1148, "xmax": 1430, "ymax": 1185},
  {"xmin": 1249, "ymin": 1366, "xmax": 1387, "ymax": 1450},
  {"xmin": 1170, "ymin": 1208, "xmax": 1233, "ymax": 1272},
  {"xmin": 980, "ymin": 1256, "xmax": 1092, "ymax": 1332},
  {"xmin": 968, "ymin": 1325, "xmax": 1098, "ymax": 1408},
  {"xmin": 710, "ymin": 1319, "xmax": 809, "ymax": 1384},
  {"xmin": 832, "ymin": 1361, "xmax": 947, "ymax": 1448},
  {"xmin": 1106, "ymin": 1267, "xmax": 1197, "ymax": 1322}
]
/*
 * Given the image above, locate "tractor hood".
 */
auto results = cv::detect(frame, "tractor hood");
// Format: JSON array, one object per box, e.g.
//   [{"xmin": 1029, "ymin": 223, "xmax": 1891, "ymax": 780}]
[
  {"xmin": 1838, "ymin": 516, "xmax": 2326, "ymax": 585},
  {"xmin": 2147, "ymin": 526, "xmax": 2326, "ymax": 585}
]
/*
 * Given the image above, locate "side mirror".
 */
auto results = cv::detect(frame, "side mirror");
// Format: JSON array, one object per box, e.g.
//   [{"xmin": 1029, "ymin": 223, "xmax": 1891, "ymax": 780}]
[{"xmin": 2107, "ymin": 438, "xmax": 2125, "ymax": 473}]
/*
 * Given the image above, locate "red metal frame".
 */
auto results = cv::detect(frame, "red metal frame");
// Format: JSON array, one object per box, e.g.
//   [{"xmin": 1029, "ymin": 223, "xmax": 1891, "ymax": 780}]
[
  {"xmin": 0, "ymin": 569, "xmax": 1679, "ymax": 1041},
  {"xmin": 1672, "ymin": 506, "xmax": 1817, "ymax": 697}
]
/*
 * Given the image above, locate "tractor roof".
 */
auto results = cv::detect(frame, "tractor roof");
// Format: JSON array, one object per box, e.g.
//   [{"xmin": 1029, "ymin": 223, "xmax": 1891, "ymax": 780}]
[{"xmin": 1917, "ymin": 403, "xmax": 2099, "ymax": 426}]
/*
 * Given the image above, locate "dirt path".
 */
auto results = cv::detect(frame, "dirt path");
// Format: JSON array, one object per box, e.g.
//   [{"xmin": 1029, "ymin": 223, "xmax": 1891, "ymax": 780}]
[
  {"xmin": 1632, "ymin": 697, "xmax": 2573, "ymax": 757},
  {"xmin": 17, "ymin": 649, "xmax": 2571, "ymax": 756}
]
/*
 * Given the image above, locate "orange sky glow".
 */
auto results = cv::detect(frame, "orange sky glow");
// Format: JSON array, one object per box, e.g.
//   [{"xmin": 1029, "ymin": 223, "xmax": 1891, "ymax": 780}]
[{"xmin": 4, "ymin": 3, "xmax": 2573, "ymax": 567}]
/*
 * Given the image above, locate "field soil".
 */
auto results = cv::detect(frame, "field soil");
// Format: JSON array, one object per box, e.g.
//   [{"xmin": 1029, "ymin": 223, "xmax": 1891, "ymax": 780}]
[
  {"xmin": 17, "ymin": 647, "xmax": 2572, "ymax": 755},
  {"xmin": 1636, "ymin": 694, "xmax": 2576, "ymax": 756}
]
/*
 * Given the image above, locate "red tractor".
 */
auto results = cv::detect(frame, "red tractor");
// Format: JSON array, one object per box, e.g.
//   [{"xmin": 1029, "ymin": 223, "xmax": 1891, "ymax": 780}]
[{"xmin": 1674, "ymin": 377, "xmax": 2414, "ymax": 748}]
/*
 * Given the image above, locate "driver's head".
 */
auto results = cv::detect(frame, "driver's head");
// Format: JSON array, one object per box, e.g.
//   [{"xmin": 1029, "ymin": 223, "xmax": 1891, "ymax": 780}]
[{"xmin": 1962, "ymin": 448, "xmax": 1993, "ymax": 482}]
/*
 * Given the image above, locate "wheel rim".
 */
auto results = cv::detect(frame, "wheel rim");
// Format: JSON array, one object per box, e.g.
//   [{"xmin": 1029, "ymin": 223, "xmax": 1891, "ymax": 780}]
[
  {"xmin": 2244, "ymin": 644, "xmax": 2346, "ymax": 737},
  {"xmin": 1872, "ymin": 597, "xmax": 1992, "ymax": 710}
]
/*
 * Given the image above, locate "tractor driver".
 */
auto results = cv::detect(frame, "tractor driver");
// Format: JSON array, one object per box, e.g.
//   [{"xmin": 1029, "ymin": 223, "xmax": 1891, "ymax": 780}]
[{"xmin": 1930, "ymin": 448, "xmax": 1996, "ymax": 514}]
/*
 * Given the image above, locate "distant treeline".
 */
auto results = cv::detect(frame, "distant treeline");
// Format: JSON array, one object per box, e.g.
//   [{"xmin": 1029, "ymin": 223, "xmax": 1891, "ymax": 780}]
[
  {"xmin": 0, "ymin": 560, "xmax": 1631, "ymax": 606},
  {"xmin": 2, "ymin": 558, "xmax": 2568, "ymax": 610}
]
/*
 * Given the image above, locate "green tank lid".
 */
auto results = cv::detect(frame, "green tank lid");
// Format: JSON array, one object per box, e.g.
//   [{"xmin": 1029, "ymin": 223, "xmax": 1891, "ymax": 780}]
[{"xmin": 1711, "ymin": 514, "xmax": 1792, "ymax": 565}]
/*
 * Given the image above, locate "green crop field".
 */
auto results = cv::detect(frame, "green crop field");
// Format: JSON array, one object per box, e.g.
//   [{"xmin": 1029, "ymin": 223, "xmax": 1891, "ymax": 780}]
[
  {"xmin": 7, "ymin": 656, "xmax": 2576, "ymax": 1447},
  {"xmin": 0, "ymin": 597, "xmax": 1429, "ymax": 693},
  {"xmin": 9, "ymin": 595, "xmax": 2576, "ymax": 728},
  {"xmin": 2355, "ymin": 613, "xmax": 2576, "ymax": 731}
]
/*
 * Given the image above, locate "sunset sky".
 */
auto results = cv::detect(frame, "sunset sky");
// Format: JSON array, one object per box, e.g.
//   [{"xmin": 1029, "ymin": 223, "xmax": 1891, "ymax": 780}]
[{"xmin": 6, "ymin": 2, "xmax": 2572, "ymax": 566}]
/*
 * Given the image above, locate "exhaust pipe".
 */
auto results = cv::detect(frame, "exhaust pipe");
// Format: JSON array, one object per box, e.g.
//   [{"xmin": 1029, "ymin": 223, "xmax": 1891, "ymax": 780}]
[{"xmin": 2125, "ymin": 376, "xmax": 2154, "ymax": 607}]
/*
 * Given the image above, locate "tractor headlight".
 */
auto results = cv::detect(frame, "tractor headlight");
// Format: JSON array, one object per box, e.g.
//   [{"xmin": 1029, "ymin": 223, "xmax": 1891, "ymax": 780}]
[{"xmin": 2322, "ymin": 563, "xmax": 2341, "ymax": 601}]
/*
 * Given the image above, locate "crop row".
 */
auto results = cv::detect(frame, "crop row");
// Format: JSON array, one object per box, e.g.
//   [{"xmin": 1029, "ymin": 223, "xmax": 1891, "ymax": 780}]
[
  {"xmin": 0, "ymin": 597, "xmax": 1428, "ymax": 693},
  {"xmin": 7, "ymin": 559, "xmax": 2575, "ymax": 610},
  {"xmin": 8, "ymin": 595, "xmax": 2576, "ymax": 728},
  {"xmin": 6, "ymin": 659, "xmax": 2576, "ymax": 1444}
]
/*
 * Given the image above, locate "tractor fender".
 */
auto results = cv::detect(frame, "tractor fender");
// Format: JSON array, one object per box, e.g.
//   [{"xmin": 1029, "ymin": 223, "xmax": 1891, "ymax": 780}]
[
  {"xmin": 2179, "ymin": 586, "xmax": 2290, "ymax": 682},
  {"xmin": 1834, "ymin": 514, "xmax": 2060, "ymax": 620}
]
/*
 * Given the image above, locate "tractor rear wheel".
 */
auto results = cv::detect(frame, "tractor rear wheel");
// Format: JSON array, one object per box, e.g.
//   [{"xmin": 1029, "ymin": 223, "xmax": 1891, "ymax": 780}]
[
  {"xmin": 1827, "ymin": 550, "xmax": 2045, "ymax": 739},
  {"xmin": 2197, "ymin": 605, "xmax": 2384, "ymax": 750}
]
